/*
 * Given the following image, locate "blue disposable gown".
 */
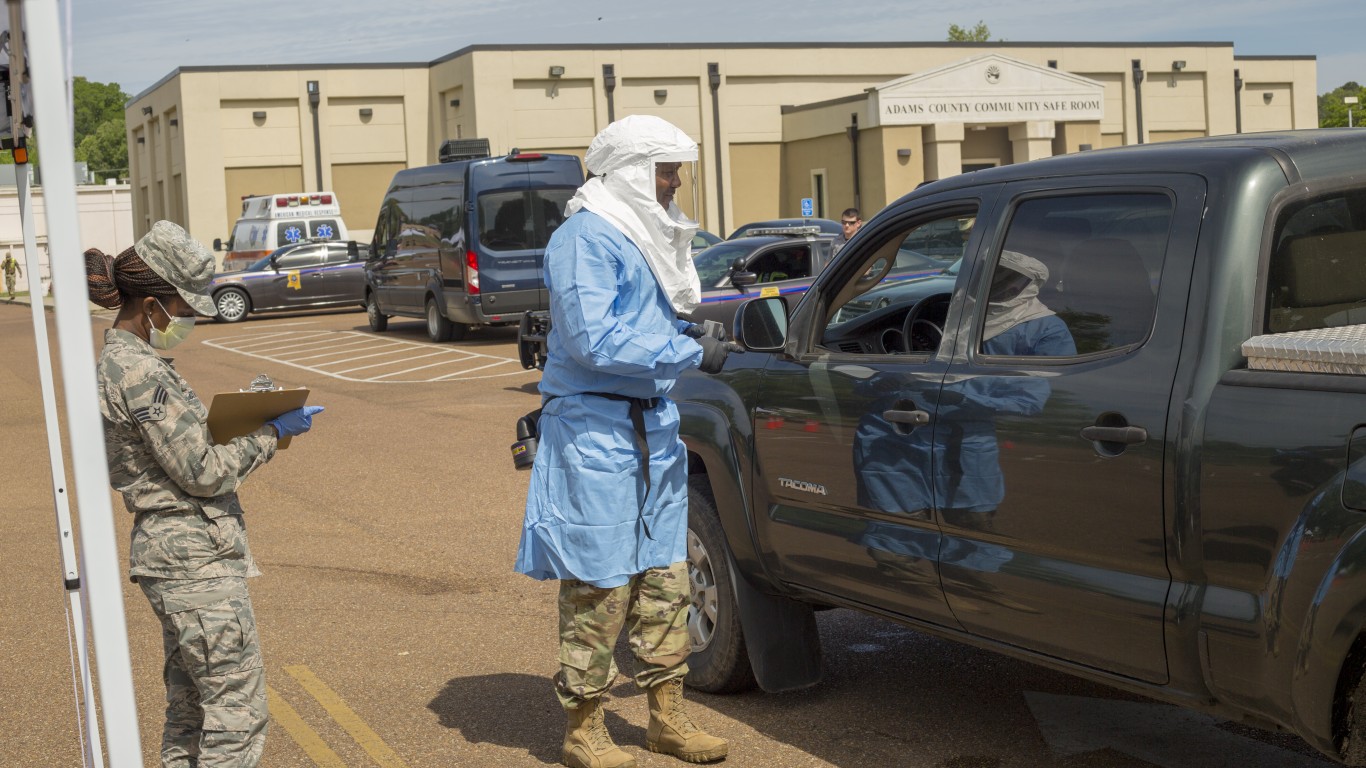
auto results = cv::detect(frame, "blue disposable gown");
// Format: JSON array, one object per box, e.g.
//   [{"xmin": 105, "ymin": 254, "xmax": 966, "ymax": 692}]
[{"xmin": 515, "ymin": 212, "xmax": 704, "ymax": 587}]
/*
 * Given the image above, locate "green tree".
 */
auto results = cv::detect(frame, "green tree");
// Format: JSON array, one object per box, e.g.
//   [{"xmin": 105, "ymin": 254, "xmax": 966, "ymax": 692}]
[
  {"xmin": 72, "ymin": 76, "xmax": 129, "ymax": 182},
  {"xmin": 947, "ymin": 21, "xmax": 992, "ymax": 42},
  {"xmin": 1319, "ymin": 81, "xmax": 1366, "ymax": 128}
]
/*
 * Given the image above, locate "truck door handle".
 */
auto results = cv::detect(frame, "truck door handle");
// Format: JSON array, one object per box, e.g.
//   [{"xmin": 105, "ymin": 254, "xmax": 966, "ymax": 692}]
[
  {"xmin": 883, "ymin": 409, "xmax": 930, "ymax": 426},
  {"xmin": 1080, "ymin": 425, "xmax": 1147, "ymax": 445}
]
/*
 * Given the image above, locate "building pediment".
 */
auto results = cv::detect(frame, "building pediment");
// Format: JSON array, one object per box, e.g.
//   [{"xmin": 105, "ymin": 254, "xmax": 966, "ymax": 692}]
[{"xmin": 870, "ymin": 54, "xmax": 1105, "ymax": 126}]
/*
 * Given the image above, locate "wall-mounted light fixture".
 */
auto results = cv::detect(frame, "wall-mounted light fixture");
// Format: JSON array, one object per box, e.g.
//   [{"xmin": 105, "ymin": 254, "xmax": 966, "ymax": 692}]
[
  {"xmin": 169, "ymin": 118, "xmax": 178, "ymax": 126},
  {"xmin": 449, "ymin": 98, "xmax": 460, "ymax": 107},
  {"xmin": 141, "ymin": 106, "xmax": 152, "ymax": 116},
  {"xmin": 359, "ymin": 108, "xmax": 373, "ymax": 118},
  {"xmin": 1079, "ymin": 143, "xmax": 1093, "ymax": 151},
  {"xmin": 896, "ymin": 148, "xmax": 912, "ymax": 158},
  {"xmin": 654, "ymin": 89, "xmax": 668, "ymax": 100},
  {"xmin": 1264, "ymin": 92, "xmax": 1274, "ymax": 104},
  {"xmin": 548, "ymin": 65, "xmax": 565, "ymax": 78},
  {"xmin": 252, "ymin": 110, "xmax": 267, "ymax": 120},
  {"xmin": 1172, "ymin": 60, "xmax": 1187, "ymax": 71},
  {"xmin": 1047, "ymin": 60, "xmax": 1058, "ymax": 69}
]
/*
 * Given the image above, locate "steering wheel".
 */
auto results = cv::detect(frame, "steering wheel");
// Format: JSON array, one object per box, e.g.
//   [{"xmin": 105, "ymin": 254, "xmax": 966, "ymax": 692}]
[{"xmin": 900, "ymin": 301, "xmax": 944, "ymax": 353}]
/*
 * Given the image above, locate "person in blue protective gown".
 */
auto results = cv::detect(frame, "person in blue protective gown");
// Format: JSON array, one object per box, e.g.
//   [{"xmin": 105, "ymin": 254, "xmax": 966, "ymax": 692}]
[{"xmin": 515, "ymin": 115, "xmax": 732, "ymax": 768}]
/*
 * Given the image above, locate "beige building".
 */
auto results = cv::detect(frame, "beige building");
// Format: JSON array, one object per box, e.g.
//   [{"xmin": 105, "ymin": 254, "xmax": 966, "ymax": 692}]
[{"xmin": 127, "ymin": 43, "xmax": 1315, "ymax": 254}]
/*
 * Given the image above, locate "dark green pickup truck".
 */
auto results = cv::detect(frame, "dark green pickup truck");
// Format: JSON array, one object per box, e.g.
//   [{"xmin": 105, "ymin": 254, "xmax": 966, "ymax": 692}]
[{"xmin": 673, "ymin": 130, "xmax": 1366, "ymax": 764}]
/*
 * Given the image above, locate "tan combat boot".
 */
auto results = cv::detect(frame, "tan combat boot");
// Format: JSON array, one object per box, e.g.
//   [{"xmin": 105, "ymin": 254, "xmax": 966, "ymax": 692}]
[
  {"xmin": 646, "ymin": 678, "xmax": 728, "ymax": 763},
  {"xmin": 562, "ymin": 698, "xmax": 636, "ymax": 768}
]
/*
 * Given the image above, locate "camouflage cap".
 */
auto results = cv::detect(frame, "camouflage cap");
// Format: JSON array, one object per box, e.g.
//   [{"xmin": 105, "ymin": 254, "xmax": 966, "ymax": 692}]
[{"xmin": 135, "ymin": 220, "xmax": 218, "ymax": 316}]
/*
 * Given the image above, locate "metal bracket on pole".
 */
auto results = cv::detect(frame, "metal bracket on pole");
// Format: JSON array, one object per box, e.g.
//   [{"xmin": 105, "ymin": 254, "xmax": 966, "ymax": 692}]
[{"xmin": 20, "ymin": 0, "xmax": 144, "ymax": 764}]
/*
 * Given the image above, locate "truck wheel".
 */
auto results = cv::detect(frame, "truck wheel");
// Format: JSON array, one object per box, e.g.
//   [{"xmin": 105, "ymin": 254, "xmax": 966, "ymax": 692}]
[
  {"xmin": 214, "ymin": 288, "xmax": 250, "ymax": 323},
  {"xmin": 685, "ymin": 475, "xmax": 757, "ymax": 693},
  {"xmin": 366, "ymin": 292, "xmax": 388, "ymax": 332},
  {"xmin": 426, "ymin": 298, "xmax": 453, "ymax": 342}
]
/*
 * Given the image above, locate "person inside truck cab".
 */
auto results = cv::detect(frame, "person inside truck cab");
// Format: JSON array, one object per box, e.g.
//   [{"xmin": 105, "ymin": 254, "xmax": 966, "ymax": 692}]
[{"xmin": 981, "ymin": 249, "xmax": 1076, "ymax": 357}]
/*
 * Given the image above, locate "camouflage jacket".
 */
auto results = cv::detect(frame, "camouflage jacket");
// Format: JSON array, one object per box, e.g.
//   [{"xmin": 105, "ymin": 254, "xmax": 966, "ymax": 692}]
[{"xmin": 97, "ymin": 329, "xmax": 278, "ymax": 580}]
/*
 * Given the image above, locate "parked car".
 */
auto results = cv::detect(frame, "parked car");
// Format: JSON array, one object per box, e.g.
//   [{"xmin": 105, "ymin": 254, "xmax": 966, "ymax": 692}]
[
  {"xmin": 691, "ymin": 229, "xmax": 722, "ymax": 253},
  {"xmin": 690, "ymin": 223, "xmax": 957, "ymax": 334},
  {"xmin": 671, "ymin": 130, "xmax": 1366, "ymax": 765},
  {"xmin": 727, "ymin": 217, "xmax": 840, "ymax": 240},
  {"xmin": 209, "ymin": 239, "xmax": 364, "ymax": 322},
  {"xmin": 364, "ymin": 150, "xmax": 584, "ymax": 341}
]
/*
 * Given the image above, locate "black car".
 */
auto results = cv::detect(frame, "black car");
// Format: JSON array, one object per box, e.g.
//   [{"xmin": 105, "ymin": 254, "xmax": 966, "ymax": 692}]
[
  {"xmin": 727, "ymin": 217, "xmax": 840, "ymax": 240},
  {"xmin": 210, "ymin": 240, "xmax": 364, "ymax": 322},
  {"xmin": 687, "ymin": 230, "xmax": 836, "ymax": 332}
]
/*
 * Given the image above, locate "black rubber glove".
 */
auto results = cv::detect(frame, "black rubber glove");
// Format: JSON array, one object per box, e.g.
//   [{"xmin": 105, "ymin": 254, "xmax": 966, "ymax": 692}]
[
  {"xmin": 697, "ymin": 334, "xmax": 732, "ymax": 374},
  {"xmin": 683, "ymin": 323, "xmax": 706, "ymax": 339}
]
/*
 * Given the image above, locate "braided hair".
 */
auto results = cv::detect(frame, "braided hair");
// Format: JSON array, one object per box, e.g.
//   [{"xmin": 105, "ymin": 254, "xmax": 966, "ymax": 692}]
[{"xmin": 85, "ymin": 245, "xmax": 177, "ymax": 310}]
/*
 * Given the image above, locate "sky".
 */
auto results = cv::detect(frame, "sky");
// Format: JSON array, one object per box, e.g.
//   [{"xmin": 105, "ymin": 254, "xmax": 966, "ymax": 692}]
[{"xmin": 70, "ymin": 0, "xmax": 1364, "ymax": 99}]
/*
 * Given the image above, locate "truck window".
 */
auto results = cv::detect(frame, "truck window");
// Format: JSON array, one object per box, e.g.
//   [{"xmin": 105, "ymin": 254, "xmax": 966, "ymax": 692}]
[
  {"xmin": 479, "ymin": 191, "xmax": 530, "ymax": 251},
  {"xmin": 537, "ymin": 189, "xmax": 574, "ymax": 242},
  {"xmin": 982, "ymin": 193, "xmax": 1172, "ymax": 356},
  {"xmin": 277, "ymin": 221, "xmax": 310, "ymax": 247},
  {"xmin": 408, "ymin": 186, "xmax": 466, "ymax": 247},
  {"xmin": 309, "ymin": 219, "xmax": 341, "ymax": 240},
  {"xmin": 1266, "ymin": 189, "xmax": 1366, "ymax": 333}
]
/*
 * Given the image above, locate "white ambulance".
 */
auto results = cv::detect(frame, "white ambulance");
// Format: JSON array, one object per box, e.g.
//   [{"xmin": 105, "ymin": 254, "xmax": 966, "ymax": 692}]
[{"xmin": 216, "ymin": 192, "xmax": 349, "ymax": 272}]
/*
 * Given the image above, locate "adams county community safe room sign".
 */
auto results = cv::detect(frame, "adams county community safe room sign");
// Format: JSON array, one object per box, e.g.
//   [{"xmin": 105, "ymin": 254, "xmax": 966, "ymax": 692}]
[{"xmin": 869, "ymin": 54, "xmax": 1106, "ymax": 126}]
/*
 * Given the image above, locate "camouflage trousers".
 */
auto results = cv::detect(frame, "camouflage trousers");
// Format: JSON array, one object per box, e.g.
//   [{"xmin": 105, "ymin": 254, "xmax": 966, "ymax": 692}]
[
  {"xmin": 139, "ymin": 576, "xmax": 268, "ymax": 768},
  {"xmin": 555, "ymin": 561, "xmax": 691, "ymax": 710}
]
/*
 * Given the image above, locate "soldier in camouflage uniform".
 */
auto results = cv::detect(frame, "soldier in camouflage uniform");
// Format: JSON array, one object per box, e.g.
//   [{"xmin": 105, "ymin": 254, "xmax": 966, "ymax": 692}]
[
  {"xmin": 3, "ymin": 249, "xmax": 21, "ymax": 298},
  {"xmin": 87, "ymin": 221, "xmax": 325, "ymax": 768}
]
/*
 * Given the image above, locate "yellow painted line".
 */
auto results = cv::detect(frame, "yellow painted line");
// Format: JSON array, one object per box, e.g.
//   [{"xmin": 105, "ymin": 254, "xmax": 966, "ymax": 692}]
[
  {"xmin": 266, "ymin": 685, "xmax": 348, "ymax": 768},
  {"xmin": 285, "ymin": 664, "xmax": 411, "ymax": 768}
]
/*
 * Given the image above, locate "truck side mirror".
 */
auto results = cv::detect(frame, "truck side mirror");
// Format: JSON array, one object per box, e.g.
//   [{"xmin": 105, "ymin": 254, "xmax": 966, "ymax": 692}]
[
  {"xmin": 347, "ymin": 240, "xmax": 360, "ymax": 260},
  {"xmin": 213, "ymin": 238, "xmax": 223, "ymax": 251},
  {"xmin": 731, "ymin": 271, "xmax": 759, "ymax": 290},
  {"xmin": 734, "ymin": 296, "xmax": 787, "ymax": 352}
]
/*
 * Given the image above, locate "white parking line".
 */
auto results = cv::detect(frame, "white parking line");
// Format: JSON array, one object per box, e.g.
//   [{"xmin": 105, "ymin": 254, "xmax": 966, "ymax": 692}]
[
  {"xmin": 333, "ymin": 350, "xmax": 450, "ymax": 375},
  {"xmin": 202, "ymin": 330, "xmax": 533, "ymax": 383},
  {"xmin": 292, "ymin": 339, "xmax": 395, "ymax": 361}
]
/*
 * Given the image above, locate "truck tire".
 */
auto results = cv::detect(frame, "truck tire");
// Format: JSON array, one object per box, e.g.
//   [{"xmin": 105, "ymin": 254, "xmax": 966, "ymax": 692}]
[
  {"xmin": 366, "ymin": 291, "xmax": 388, "ymax": 332},
  {"xmin": 426, "ymin": 297, "xmax": 453, "ymax": 342},
  {"xmin": 685, "ymin": 475, "xmax": 758, "ymax": 693}
]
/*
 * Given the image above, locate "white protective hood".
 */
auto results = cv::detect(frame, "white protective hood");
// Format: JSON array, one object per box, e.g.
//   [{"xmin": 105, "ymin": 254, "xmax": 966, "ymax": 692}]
[
  {"xmin": 982, "ymin": 250, "xmax": 1056, "ymax": 341},
  {"xmin": 564, "ymin": 115, "xmax": 702, "ymax": 313}
]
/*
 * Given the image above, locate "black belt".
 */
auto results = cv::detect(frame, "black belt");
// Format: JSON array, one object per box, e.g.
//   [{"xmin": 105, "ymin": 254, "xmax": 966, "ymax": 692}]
[{"xmin": 548, "ymin": 392, "xmax": 660, "ymax": 539}]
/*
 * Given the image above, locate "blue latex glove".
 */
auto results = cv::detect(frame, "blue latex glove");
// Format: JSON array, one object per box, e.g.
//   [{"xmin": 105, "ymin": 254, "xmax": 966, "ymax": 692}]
[{"xmin": 268, "ymin": 405, "xmax": 325, "ymax": 438}]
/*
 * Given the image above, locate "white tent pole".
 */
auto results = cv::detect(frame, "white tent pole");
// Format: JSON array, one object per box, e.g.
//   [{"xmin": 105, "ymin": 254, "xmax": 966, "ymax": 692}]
[
  {"xmin": 20, "ymin": 0, "xmax": 143, "ymax": 764},
  {"xmin": 6, "ymin": 3, "xmax": 104, "ymax": 763}
]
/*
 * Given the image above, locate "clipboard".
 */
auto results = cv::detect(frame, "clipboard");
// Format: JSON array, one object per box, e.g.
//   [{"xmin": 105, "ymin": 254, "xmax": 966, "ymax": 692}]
[{"xmin": 207, "ymin": 387, "xmax": 310, "ymax": 449}]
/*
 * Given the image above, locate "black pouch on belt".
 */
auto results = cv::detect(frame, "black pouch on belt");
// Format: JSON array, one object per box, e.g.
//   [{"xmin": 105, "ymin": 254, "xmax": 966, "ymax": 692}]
[{"xmin": 510, "ymin": 408, "xmax": 542, "ymax": 470}]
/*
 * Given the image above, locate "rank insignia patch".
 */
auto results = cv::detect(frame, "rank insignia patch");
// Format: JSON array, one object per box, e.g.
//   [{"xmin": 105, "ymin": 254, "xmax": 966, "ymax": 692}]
[{"xmin": 132, "ymin": 386, "xmax": 169, "ymax": 423}]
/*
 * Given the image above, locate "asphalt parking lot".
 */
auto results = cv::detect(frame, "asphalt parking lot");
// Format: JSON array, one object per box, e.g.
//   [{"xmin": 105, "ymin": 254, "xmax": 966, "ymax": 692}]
[{"xmin": 0, "ymin": 304, "xmax": 1339, "ymax": 767}]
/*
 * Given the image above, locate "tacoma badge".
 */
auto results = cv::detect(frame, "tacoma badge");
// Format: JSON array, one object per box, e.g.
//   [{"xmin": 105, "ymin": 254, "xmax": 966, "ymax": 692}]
[{"xmin": 779, "ymin": 477, "xmax": 828, "ymax": 496}]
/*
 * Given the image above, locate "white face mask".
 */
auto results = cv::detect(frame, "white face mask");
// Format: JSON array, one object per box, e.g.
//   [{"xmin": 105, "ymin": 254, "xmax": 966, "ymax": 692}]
[{"xmin": 148, "ymin": 297, "xmax": 196, "ymax": 350}]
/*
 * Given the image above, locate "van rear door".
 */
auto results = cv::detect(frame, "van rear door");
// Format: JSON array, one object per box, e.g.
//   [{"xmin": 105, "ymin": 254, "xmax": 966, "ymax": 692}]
[{"xmin": 469, "ymin": 155, "xmax": 581, "ymax": 318}]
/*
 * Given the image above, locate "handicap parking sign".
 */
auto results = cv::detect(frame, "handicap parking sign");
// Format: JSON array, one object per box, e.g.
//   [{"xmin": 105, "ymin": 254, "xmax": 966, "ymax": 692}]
[{"xmin": 800, "ymin": 197, "xmax": 814, "ymax": 217}]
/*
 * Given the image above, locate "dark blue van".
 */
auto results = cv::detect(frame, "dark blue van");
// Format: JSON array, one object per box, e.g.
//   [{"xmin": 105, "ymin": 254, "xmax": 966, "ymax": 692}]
[{"xmin": 364, "ymin": 150, "xmax": 584, "ymax": 341}]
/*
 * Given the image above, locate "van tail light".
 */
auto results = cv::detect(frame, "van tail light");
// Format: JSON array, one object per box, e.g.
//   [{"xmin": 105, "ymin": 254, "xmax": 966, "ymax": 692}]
[
  {"xmin": 508, "ymin": 152, "xmax": 546, "ymax": 161},
  {"xmin": 465, "ymin": 250, "xmax": 480, "ymax": 295}
]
